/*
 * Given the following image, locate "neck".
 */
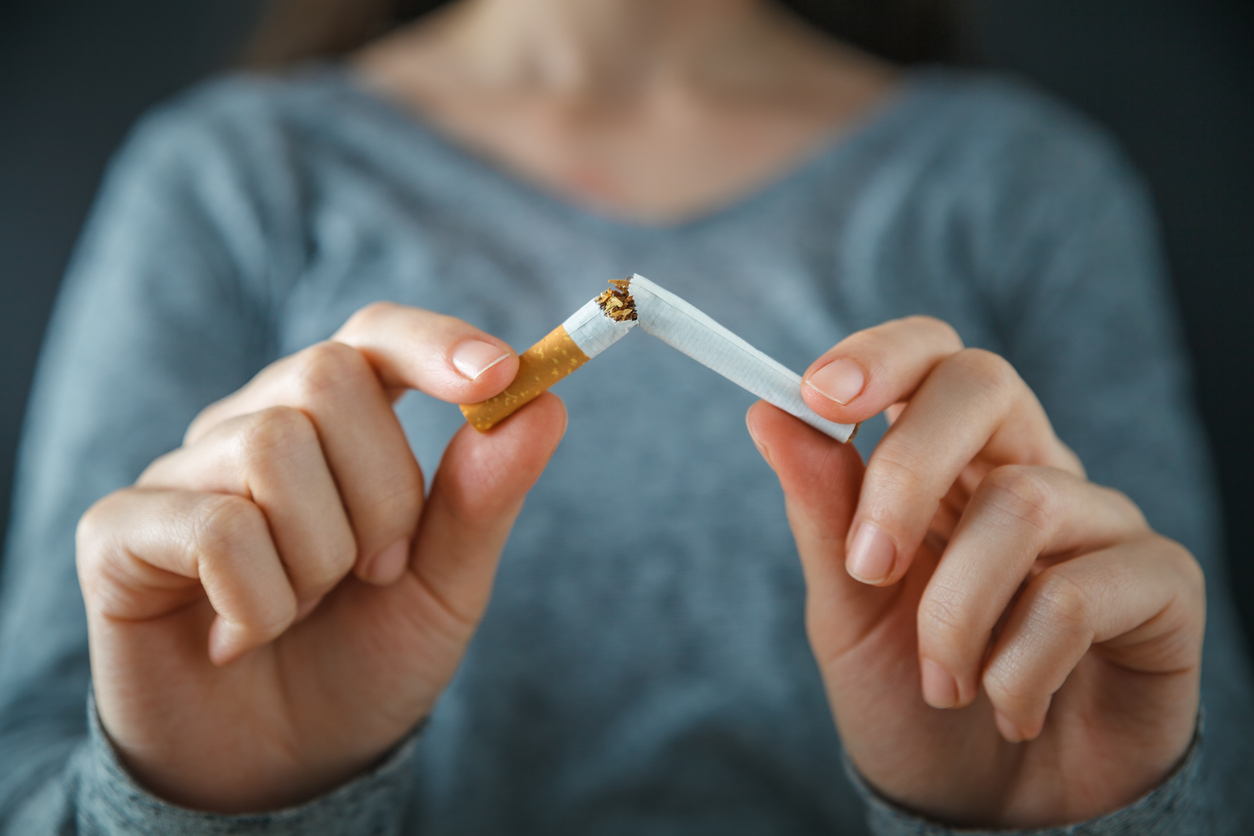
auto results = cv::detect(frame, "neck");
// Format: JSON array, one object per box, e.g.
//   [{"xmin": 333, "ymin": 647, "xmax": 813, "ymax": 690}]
[
  {"xmin": 354, "ymin": 0, "xmax": 898, "ymax": 221},
  {"xmin": 437, "ymin": 0, "xmax": 792, "ymax": 96}
]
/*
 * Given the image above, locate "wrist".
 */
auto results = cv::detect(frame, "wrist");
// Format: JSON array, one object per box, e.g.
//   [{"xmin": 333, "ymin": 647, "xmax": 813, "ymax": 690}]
[
  {"xmin": 80, "ymin": 688, "xmax": 424, "ymax": 830},
  {"xmin": 844, "ymin": 713, "xmax": 1207, "ymax": 836}
]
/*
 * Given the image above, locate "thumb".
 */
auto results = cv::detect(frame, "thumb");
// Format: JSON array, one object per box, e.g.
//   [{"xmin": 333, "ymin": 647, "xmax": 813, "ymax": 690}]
[
  {"xmin": 746, "ymin": 402, "xmax": 895, "ymax": 659},
  {"xmin": 408, "ymin": 393, "xmax": 567, "ymax": 632}
]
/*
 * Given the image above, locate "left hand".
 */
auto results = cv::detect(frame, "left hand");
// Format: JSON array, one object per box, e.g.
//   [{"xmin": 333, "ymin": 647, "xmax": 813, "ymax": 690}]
[{"xmin": 746, "ymin": 316, "xmax": 1204, "ymax": 829}]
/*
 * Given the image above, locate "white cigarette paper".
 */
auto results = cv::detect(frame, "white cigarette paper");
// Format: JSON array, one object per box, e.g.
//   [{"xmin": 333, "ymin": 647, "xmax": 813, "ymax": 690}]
[
  {"xmin": 461, "ymin": 274, "xmax": 857, "ymax": 441},
  {"xmin": 625, "ymin": 275, "xmax": 858, "ymax": 443},
  {"xmin": 561, "ymin": 296, "xmax": 636, "ymax": 358}
]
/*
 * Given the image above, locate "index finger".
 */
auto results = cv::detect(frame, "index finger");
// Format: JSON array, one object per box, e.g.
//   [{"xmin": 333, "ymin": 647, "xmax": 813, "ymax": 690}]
[
  {"xmin": 188, "ymin": 303, "xmax": 520, "ymax": 443},
  {"xmin": 333, "ymin": 302, "xmax": 520, "ymax": 403},
  {"xmin": 798, "ymin": 317, "xmax": 1082, "ymax": 586},
  {"xmin": 800, "ymin": 316, "xmax": 964, "ymax": 425}
]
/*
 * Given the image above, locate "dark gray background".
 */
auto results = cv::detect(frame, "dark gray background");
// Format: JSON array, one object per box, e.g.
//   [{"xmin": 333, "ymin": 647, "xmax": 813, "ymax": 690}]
[{"xmin": 2, "ymin": 1, "xmax": 1251, "ymax": 647}]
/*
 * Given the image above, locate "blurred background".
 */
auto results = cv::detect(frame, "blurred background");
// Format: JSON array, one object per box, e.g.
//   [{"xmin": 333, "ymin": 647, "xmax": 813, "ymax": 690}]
[{"xmin": 1, "ymin": 0, "xmax": 1251, "ymax": 645}]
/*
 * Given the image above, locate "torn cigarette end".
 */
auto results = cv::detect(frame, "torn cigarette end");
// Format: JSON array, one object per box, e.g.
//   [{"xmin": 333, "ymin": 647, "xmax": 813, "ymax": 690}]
[
  {"xmin": 596, "ymin": 285, "xmax": 637, "ymax": 322},
  {"xmin": 459, "ymin": 324, "xmax": 590, "ymax": 431},
  {"xmin": 461, "ymin": 280, "xmax": 639, "ymax": 431}
]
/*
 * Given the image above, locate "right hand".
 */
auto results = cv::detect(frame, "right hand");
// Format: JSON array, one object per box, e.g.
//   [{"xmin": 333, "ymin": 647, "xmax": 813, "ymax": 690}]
[{"xmin": 76, "ymin": 303, "xmax": 567, "ymax": 813}]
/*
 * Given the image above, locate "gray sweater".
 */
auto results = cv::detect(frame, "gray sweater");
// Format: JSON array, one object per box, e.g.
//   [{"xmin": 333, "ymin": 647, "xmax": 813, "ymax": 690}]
[{"xmin": 1, "ymin": 65, "xmax": 1250, "ymax": 835}]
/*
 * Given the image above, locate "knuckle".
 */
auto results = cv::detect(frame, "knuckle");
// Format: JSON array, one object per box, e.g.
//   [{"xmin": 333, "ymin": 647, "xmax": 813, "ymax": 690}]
[
  {"xmin": 306, "ymin": 530, "xmax": 358, "ymax": 592},
  {"xmin": 1030, "ymin": 569, "xmax": 1092, "ymax": 634},
  {"xmin": 193, "ymin": 494, "xmax": 268, "ymax": 561},
  {"xmin": 237, "ymin": 406, "xmax": 317, "ymax": 469},
  {"xmin": 916, "ymin": 589, "xmax": 970, "ymax": 650},
  {"xmin": 290, "ymin": 341, "xmax": 369, "ymax": 402},
  {"xmin": 75, "ymin": 492, "xmax": 127, "ymax": 586},
  {"xmin": 75, "ymin": 494, "xmax": 115, "ymax": 554},
  {"xmin": 370, "ymin": 464, "xmax": 426, "ymax": 534},
  {"xmin": 982, "ymin": 660, "xmax": 1034, "ymax": 711},
  {"xmin": 194, "ymin": 497, "xmax": 294, "ymax": 632},
  {"xmin": 344, "ymin": 301, "xmax": 398, "ymax": 331},
  {"xmin": 864, "ymin": 447, "xmax": 931, "ymax": 502},
  {"xmin": 844, "ymin": 316, "xmax": 963, "ymax": 372},
  {"xmin": 981, "ymin": 465, "xmax": 1058, "ymax": 536},
  {"xmin": 902, "ymin": 315, "xmax": 963, "ymax": 349},
  {"xmin": 948, "ymin": 348, "xmax": 1019, "ymax": 396}
]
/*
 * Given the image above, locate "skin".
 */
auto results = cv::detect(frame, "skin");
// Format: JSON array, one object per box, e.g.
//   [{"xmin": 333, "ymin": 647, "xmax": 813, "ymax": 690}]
[
  {"xmin": 76, "ymin": 0, "xmax": 1205, "ymax": 825},
  {"xmin": 750, "ymin": 319, "xmax": 1202, "ymax": 827}
]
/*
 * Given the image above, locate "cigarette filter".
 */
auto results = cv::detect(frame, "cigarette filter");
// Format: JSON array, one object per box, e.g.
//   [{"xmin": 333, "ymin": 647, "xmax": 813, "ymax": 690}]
[
  {"xmin": 459, "ymin": 289, "xmax": 636, "ymax": 431},
  {"xmin": 460, "ymin": 275, "xmax": 858, "ymax": 443}
]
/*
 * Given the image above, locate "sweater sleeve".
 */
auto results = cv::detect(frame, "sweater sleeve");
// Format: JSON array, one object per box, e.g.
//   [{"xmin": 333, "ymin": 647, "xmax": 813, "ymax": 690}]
[
  {"xmin": 849, "ymin": 723, "xmax": 1206, "ymax": 836},
  {"xmin": 60, "ymin": 691, "xmax": 422, "ymax": 836},
  {"xmin": 0, "ymin": 78, "xmax": 415, "ymax": 833}
]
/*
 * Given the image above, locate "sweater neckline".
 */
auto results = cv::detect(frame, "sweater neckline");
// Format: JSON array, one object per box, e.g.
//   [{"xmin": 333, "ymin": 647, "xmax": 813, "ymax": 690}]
[{"xmin": 319, "ymin": 63, "xmax": 935, "ymax": 236}]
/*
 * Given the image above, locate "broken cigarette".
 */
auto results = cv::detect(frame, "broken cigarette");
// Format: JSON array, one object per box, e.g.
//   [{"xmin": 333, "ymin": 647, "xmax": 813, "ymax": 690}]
[
  {"xmin": 458, "ymin": 282, "xmax": 637, "ymax": 431},
  {"xmin": 460, "ymin": 274, "xmax": 858, "ymax": 443}
]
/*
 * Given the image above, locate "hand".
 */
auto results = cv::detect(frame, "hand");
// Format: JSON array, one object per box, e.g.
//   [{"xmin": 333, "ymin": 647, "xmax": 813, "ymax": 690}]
[
  {"xmin": 746, "ymin": 317, "xmax": 1204, "ymax": 829},
  {"xmin": 76, "ymin": 303, "xmax": 566, "ymax": 813}
]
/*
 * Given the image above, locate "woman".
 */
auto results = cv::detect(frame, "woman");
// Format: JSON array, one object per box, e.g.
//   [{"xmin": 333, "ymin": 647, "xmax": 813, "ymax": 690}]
[{"xmin": 0, "ymin": 0, "xmax": 1249, "ymax": 832}]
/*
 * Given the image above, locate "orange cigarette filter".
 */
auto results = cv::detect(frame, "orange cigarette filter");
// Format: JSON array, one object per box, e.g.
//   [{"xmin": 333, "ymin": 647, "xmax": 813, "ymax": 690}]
[
  {"xmin": 460, "ymin": 325, "xmax": 590, "ymax": 432},
  {"xmin": 460, "ymin": 281, "xmax": 638, "ymax": 432}
]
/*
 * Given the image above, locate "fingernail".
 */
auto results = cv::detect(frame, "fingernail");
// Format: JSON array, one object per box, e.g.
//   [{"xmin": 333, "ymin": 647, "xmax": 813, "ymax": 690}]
[
  {"xmin": 921, "ymin": 657, "xmax": 960, "ymax": 709},
  {"xmin": 806, "ymin": 358, "xmax": 866, "ymax": 405},
  {"xmin": 368, "ymin": 539, "xmax": 410, "ymax": 585},
  {"xmin": 452, "ymin": 340, "xmax": 511, "ymax": 381},
  {"xmin": 846, "ymin": 521, "xmax": 895, "ymax": 584}
]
